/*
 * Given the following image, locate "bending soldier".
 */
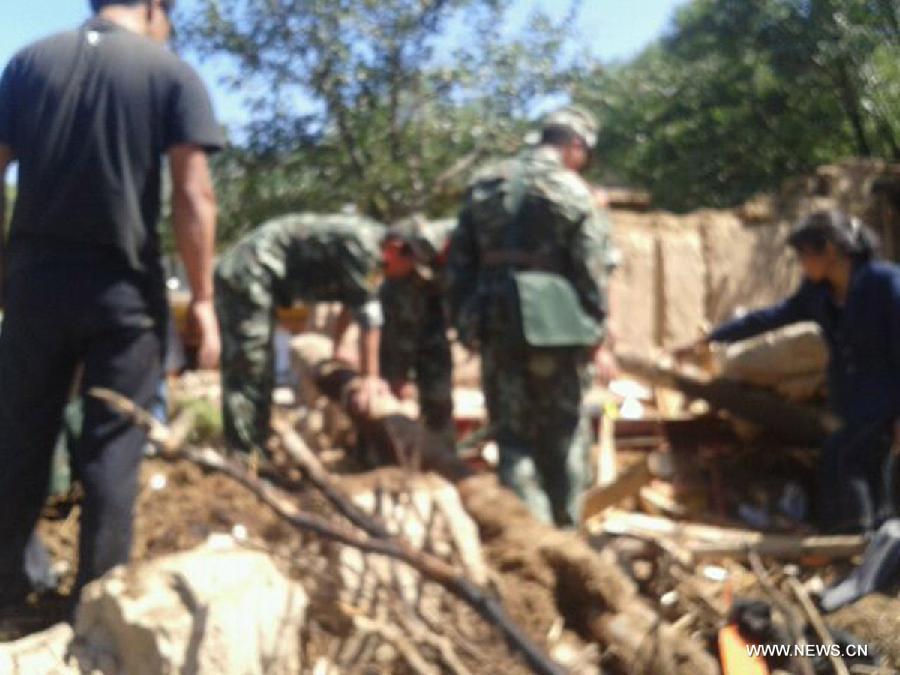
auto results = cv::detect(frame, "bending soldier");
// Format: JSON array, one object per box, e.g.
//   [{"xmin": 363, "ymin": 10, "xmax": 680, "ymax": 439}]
[
  {"xmin": 380, "ymin": 217, "xmax": 456, "ymax": 452},
  {"xmin": 216, "ymin": 213, "xmax": 388, "ymax": 455}
]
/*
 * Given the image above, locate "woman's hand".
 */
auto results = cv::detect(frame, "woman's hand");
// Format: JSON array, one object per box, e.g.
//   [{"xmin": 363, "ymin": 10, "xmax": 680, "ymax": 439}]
[{"xmin": 672, "ymin": 337, "xmax": 710, "ymax": 363}]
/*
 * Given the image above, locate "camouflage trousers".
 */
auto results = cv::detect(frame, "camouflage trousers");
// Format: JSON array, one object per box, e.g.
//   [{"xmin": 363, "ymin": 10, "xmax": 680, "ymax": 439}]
[
  {"xmin": 380, "ymin": 343, "xmax": 453, "ymax": 433},
  {"xmin": 481, "ymin": 341, "xmax": 593, "ymax": 527},
  {"xmin": 379, "ymin": 279, "xmax": 453, "ymax": 436},
  {"xmin": 215, "ymin": 274, "xmax": 277, "ymax": 455}
]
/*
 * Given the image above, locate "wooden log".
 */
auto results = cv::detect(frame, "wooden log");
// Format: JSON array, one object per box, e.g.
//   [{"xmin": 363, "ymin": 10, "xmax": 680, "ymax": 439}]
[
  {"xmin": 593, "ymin": 510, "xmax": 866, "ymax": 562},
  {"xmin": 595, "ymin": 410, "xmax": 618, "ymax": 487},
  {"xmin": 460, "ymin": 474, "xmax": 719, "ymax": 675},
  {"xmin": 616, "ymin": 351, "xmax": 839, "ymax": 445},
  {"xmin": 639, "ymin": 484, "xmax": 688, "ymax": 518},
  {"xmin": 294, "ymin": 354, "xmax": 720, "ymax": 675},
  {"xmin": 606, "ymin": 188, "xmax": 652, "ymax": 211},
  {"xmin": 92, "ymin": 387, "xmax": 564, "ymax": 675}
]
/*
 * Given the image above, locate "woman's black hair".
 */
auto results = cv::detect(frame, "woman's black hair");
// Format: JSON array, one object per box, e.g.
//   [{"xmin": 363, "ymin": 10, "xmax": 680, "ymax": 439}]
[{"xmin": 787, "ymin": 210, "xmax": 880, "ymax": 262}]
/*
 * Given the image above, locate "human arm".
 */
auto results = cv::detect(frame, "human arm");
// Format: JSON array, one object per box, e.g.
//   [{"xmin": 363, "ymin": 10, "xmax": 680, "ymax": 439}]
[
  {"xmin": 359, "ymin": 325, "xmax": 381, "ymax": 379},
  {"xmin": 331, "ymin": 305, "xmax": 354, "ymax": 359},
  {"xmin": 331, "ymin": 298, "xmax": 383, "ymax": 379},
  {"xmin": 674, "ymin": 286, "xmax": 814, "ymax": 360},
  {"xmin": 163, "ymin": 59, "xmax": 224, "ymax": 369},
  {"xmin": 353, "ymin": 300, "xmax": 389, "ymax": 414},
  {"xmin": 169, "ymin": 145, "xmax": 219, "ymax": 369},
  {"xmin": 569, "ymin": 200, "xmax": 611, "ymax": 326},
  {"xmin": 706, "ymin": 287, "xmax": 813, "ymax": 344}
]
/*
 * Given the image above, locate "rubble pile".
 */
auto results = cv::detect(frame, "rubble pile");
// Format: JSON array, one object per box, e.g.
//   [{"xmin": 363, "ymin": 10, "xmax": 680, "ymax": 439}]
[{"xmin": 1, "ymin": 332, "xmax": 900, "ymax": 673}]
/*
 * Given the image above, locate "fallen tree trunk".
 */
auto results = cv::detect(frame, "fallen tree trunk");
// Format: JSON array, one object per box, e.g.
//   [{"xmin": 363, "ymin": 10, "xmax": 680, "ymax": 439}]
[
  {"xmin": 293, "ymin": 346, "xmax": 720, "ymax": 675},
  {"xmin": 616, "ymin": 351, "xmax": 839, "ymax": 445},
  {"xmin": 458, "ymin": 474, "xmax": 719, "ymax": 675},
  {"xmin": 91, "ymin": 387, "xmax": 564, "ymax": 675}
]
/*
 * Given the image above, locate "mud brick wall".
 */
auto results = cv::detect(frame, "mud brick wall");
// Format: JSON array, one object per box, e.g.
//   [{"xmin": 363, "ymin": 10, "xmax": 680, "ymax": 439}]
[{"xmin": 608, "ymin": 160, "xmax": 900, "ymax": 353}]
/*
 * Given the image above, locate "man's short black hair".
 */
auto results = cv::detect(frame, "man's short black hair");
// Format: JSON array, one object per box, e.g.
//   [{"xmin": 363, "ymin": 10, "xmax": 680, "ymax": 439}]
[{"xmin": 540, "ymin": 124, "xmax": 583, "ymax": 148}]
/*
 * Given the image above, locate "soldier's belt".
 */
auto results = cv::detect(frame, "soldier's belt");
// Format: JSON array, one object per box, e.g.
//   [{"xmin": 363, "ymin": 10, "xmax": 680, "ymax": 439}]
[{"xmin": 482, "ymin": 250, "xmax": 559, "ymax": 272}]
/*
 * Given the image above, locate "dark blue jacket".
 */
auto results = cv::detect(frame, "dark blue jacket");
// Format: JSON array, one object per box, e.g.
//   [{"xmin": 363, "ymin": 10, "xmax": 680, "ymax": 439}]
[{"xmin": 709, "ymin": 261, "xmax": 900, "ymax": 424}]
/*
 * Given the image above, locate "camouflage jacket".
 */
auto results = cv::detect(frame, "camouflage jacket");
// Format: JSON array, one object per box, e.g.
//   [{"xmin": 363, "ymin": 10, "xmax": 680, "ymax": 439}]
[
  {"xmin": 379, "ymin": 218, "xmax": 455, "ymax": 374},
  {"xmin": 216, "ymin": 213, "xmax": 386, "ymax": 320},
  {"xmin": 446, "ymin": 146, "xmax": 611, "ymax": 345},
  {"xmin": 379, "ymin": 276, "xmax": 447, "ymax": 378}
]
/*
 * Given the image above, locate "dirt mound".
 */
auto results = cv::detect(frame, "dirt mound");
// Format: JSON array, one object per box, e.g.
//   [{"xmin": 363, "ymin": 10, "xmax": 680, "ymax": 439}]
[{"xmin": 7, "ymin": 458, "xmax": 577, "ymax": 674}]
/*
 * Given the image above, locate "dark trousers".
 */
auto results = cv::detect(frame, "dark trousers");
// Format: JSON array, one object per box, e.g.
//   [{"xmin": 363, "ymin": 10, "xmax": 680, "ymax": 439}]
[
  {"xmin": 0, "ymin": 260, "xmax": 161, "ymax": 598},
  {"xmin": 819, "ymin": 420, "xmax": 897, "ymax": 533}
]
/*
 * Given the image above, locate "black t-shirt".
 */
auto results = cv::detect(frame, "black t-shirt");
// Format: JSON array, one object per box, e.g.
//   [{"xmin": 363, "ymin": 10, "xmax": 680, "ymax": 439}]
[{"xmin": 0, "ymin": 17, "xmax": 224, "ymax": 279}]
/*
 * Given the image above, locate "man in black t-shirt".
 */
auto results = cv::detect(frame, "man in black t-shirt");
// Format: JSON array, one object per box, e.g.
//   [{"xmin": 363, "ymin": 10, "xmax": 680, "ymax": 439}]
[{"xmin": 0, "ymin": 0, "xmax": 223, "ymax": 601}]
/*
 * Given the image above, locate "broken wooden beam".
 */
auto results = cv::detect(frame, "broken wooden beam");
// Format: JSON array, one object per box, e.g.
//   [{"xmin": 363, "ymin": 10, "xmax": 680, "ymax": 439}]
[
  {"xmin": 616, "ymin": 351, "xmax": 839, "ymax": 445},
  {"xmin": 291, "ymin": 340, "xmax": 720, "ymax": 675},
  {"xmin": 93, "ymin": 387, "xmax": 566, "ymax": 675},
  {"xmin": 591, "ymin": 510, "xmax": 866, "ymax": 562},
  {"xmin": 606, "ymin": 187, "xmax": 652, "ymax": 211},
  {"xmin": 581, "ymin": 457, "xmax": 653, "ymax": 522},
  {"xmin": 460, "ymin": 475, "xmax": 719, "ymax": 675}
]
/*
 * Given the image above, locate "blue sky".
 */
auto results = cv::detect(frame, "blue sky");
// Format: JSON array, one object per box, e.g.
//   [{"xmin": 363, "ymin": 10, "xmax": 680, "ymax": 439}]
[{"xmin": 0, "ymin": 0, "xmax": 685, "ymax": 133}]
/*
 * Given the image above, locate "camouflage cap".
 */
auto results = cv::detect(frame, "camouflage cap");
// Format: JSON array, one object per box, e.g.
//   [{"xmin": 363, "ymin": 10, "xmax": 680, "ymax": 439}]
[
  {"xmin": 386, "ymin": 216, "xmax": 455, "ymax": 277},
  {"xmin": 542, "ymin": 105, "xmax": 599, "ymax": 149}
]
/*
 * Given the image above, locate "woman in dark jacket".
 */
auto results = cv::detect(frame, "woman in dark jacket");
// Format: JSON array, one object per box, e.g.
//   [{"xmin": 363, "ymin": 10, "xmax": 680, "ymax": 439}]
[{"xmin": 686, "ymin": 210, "xmax": 900, "ymax": 533}]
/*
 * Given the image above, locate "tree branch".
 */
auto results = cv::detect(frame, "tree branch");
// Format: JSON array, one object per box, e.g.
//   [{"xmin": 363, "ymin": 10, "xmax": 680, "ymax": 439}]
[{"xmin": 89, "ymin": 387, "xmax": 565, "ymax": 675}]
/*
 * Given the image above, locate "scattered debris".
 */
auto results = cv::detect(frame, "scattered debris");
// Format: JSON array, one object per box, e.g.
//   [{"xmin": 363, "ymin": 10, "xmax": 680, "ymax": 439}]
[{"xmin": 4, "ymin": 321, "xmax": 900, "ymax": 675}]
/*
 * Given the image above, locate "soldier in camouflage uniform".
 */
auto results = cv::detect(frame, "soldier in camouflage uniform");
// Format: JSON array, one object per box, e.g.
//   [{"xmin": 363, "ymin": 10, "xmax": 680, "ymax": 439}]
[
  {"xmin": 215, "ymin": 213, "xmax": 388, "ymax": 455},
  {"xmin": 447, "ymin": 106, "xmax": 612, "ymax": 526},
  {"xmin": 379, "ymin": 217, "xmax": 456, "ymax": 450}
]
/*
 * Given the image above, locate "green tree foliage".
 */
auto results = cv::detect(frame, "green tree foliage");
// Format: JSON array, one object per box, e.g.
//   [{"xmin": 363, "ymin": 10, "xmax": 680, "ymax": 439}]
[
  {"xmin": 180, "ymin": 0, "xmax": 581, "ymax": 241},
  {"xmin": 578, "ymin": 0, "xmax": 900, "ymax": 211}
]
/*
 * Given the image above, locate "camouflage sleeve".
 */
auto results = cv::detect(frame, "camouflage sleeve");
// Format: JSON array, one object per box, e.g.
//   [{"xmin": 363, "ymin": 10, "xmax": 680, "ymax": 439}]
[
  {"xmin": 342, "ymin": 227, "xmax": 385, "ymax": 329},
  {"xmin": 445, "ymin": 207, "xmax": 479, "ymax": 331},
  {"xmin": 570, "ymin": 202, "xmax": 611, "ymax": 325}
]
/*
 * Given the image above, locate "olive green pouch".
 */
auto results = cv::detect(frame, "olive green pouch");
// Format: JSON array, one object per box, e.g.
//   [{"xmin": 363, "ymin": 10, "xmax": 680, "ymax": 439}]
[{"xmin": 512, "ymin": 271, "xmax": 603, "ymax": 347}]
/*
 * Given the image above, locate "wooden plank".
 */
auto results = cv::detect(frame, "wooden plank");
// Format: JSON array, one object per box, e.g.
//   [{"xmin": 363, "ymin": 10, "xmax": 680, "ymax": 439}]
[
  {"xmin": 595, "ymin": 411, "xmax": 618, "ymax": 487},
  {"xmin": 581, "ymin": 458, "xmax": 653, "ymax": 522},
  {"xmin": 616, "ymin": 351, "xmax": 839, "ymax": 445},
  {"xmin": 593, "ymin": 509, "xmax": 866, "ymax": 561}
]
